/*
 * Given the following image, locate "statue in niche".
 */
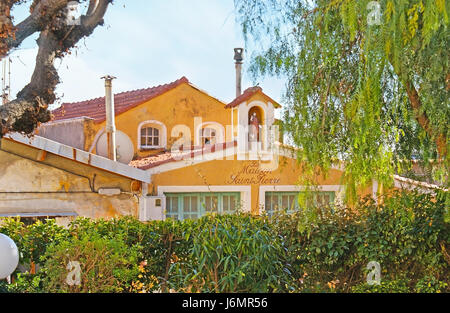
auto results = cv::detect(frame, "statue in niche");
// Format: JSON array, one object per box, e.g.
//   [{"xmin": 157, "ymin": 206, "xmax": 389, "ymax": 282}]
[{"xmin": 249, "ymin": 112, "xmax": 260, "ymax": 142}]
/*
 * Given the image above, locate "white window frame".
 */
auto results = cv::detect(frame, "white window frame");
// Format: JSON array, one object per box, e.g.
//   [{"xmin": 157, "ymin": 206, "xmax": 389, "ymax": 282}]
[
  {"xmin": 137, "ymin": 120, "xmax": 167, "ymax": 149},
  {"xmin": 258, "ymin": 185, "xmax": 344, "ymax": 214},
  {"xmin": 194, "ymin": 122, "xmax": 225, "ymax": 146},
  {"xmin": 157, "ymin": 185, "xmax": 251, "ymax": 217},
  {"xmin": 199, "ymin": 127, "xmax": 217, "ymax": 145},
  {"xmin": 237, "ymin": 100, "xmax": 275, "ymax": 152}
]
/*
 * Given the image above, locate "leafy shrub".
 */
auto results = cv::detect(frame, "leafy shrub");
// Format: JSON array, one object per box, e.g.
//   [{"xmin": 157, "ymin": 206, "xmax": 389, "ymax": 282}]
[
  {"xmin": 0, "ymin": 218, "xmax": 69, "ymax": 271},
  {"xmin": 4, "ymin": 273, "xmax": 43, "ymax": 293},
  {"xmin": 0, "ymin": 190, "xmax": 448, "ymax": 293},
  {"xmin": 41, "ymin": 234, "xmax": 140, "ymax": 293},
  {"xmin": 168, "ymin": 214, "xmax": 293, "ymax": 292},
  {"xmin": 0, "ymin": 281, "xmax": 9, "ymax": 293},
  {"xmin": 415, "ymin": 276, "xmax": 448, "ymax": 293},
  {"xmin": 270, "ymin": 190, "xmax": 449, "ymax": 292},
  {"xmin": 351, "ymin": 280, "xmax": 411, "ymax": 293}
]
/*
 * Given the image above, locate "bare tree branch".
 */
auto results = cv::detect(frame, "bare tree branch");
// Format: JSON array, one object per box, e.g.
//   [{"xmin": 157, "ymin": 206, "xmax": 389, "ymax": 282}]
[
  {"xmin": 0, "ymin": 0, "xmax": 112, "ymax": 136},
  {"xmin": 5, "ymin": 0, "xmax": 72, "ymax": 55}
]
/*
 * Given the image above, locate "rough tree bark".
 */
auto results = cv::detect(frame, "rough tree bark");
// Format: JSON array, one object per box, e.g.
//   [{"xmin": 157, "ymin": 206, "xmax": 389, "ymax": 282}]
[
  {"xmin": 0, "ymin": 0, "xmax": 112, "ymax": 136},
  {"xmin": 404, "ymin": 80, "xmax": 448, "ymax": 159}
]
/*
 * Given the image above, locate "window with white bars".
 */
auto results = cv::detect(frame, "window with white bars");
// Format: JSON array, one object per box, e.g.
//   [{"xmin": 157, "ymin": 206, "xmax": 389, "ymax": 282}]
[
  {"xmin": 165, "ymin": 192, "xmax": 240, "ymax": 220},
  {"xmin": 264, "ymin": 191, "xmax": 335, "ymax": 216},
  {"xmin": 199, "ymin": 127, "xmax": 217, "ymax": 145},
  {"xmin": 140, "ymin": 127, "xmax": 160, "ymax": 148}
]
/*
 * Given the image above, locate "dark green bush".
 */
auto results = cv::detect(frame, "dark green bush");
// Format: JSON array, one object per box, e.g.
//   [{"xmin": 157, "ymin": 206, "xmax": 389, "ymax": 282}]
[
  {"xmin": 351, "ymin": 279, "xmax": 411, "ymax": 293},
  {"xmin": 270, "ymin": 190, "xmax": 449, "ymax": 292},
  {"xmin": 0, "ymin": 218, "xmax": 70, "ymax": 268},
  {"xmin": 415, "ymin": 275, "xmax": 449, "ymax": 293},
  {"xmin": 167, "ymin": 214, "xmax": 292, "ymax": 292},
  {"xmin": 41, "ymin": 234, "xmax": 140, "ymax": 293}
]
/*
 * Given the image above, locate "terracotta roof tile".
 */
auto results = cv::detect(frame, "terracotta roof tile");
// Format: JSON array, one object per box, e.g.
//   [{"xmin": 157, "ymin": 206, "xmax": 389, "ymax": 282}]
[
  {"xmin": 129, "ymin": 141, "xmax": 237, "ymax": 170},
  {"xmin": 52, "ymin": 76, "xmax": 190, "ymax": 123},
  {"xmin": 225, "ymin": 86, "xmax": 281, "ymax": 108},
  {"xmin": 393, "ymin": 175, "xmax": 448, "ymax": 192}
]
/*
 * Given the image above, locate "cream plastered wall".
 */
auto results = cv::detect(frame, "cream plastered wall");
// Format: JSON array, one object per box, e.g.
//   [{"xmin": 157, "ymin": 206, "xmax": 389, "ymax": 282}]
[{"xmin": 0, "ymin": 139, "xmax": 141, "ymax": 220}]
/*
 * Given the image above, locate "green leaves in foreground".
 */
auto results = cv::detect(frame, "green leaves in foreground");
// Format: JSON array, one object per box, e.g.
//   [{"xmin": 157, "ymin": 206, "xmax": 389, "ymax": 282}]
[{"xmin": 0, "ymin": 190, "xmax": 448, "ymax": 293}]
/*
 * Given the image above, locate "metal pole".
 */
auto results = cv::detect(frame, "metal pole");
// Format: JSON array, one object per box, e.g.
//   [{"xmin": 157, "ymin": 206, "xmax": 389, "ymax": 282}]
[
  {"xmin": 234, "ymin": 48, "xmax": 244, "ymax": 98},
  {"xmin": 101, "ymin": 75, "xmax": 117, "ymax": 161}
]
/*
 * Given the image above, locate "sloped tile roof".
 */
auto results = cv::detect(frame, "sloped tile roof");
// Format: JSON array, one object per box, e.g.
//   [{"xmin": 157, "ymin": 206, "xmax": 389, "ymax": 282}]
[
  {"xmin": 129, "ymin": 141, "xmax": 237, "ymax": 170},
  {"xmin": 393, "ymin": 175, "xmax": 448, "ymax": 192},
  {"xmin": 225, "ymin": 86, "xmax": 281, "ymax": 108},
  {"xmin": 52, "ymin": 76, "xmax": 190, "ymax": 123}
]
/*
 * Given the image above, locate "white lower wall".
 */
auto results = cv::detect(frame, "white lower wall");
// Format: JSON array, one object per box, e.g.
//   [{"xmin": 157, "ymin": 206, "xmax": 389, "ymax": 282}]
[
  {"xmin": 155, "ymin": 185, "xmax": 252, "ymax": 220},
  {"xmin": 258, "ymin": 185, "xmax": 344, "ymax": 212}
]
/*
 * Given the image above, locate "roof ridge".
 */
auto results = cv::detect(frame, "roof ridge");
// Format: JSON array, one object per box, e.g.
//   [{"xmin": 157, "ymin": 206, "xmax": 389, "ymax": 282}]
[
  {"xmin": 52, "ymin": 76, "xmax": 191, "ymax": 122},
  {"xmin": 244, "ymin": 86, "xmax": 262, "ymax": 92},
  {"xmin": 58, "ymin": 76, "xmax": 190, "ymax": 107},
  {"xmin": 225, "ymin": 85, "xmax": 280, "ymax": 109}
]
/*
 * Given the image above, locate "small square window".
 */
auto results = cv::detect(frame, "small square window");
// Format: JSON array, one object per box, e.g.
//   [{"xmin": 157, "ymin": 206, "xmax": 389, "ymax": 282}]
[{"xmin": 141, "ymin": 126, "xmax": 161, "ymax": 148}]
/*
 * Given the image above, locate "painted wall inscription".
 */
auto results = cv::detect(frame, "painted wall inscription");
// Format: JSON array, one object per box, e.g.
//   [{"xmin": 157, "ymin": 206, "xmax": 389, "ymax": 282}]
[{"xmin": 227, "ymin": 161, "xmax": 281, "ymax": 185}]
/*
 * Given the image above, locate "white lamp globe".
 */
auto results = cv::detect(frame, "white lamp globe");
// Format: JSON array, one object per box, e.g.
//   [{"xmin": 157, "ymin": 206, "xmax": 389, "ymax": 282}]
[{"xmin": 0, "ymin": 233, "xmax": 19, "ymax": 279}]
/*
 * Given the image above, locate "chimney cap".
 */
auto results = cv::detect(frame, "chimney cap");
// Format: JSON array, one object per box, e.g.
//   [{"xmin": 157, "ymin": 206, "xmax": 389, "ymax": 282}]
[
  {"xmin": 101, "ymin": 75, "xmax": 117, "ymax": 80},
  {"xmin": 234, "ymin": 48, "xmax": 244, "ymax": 63}
]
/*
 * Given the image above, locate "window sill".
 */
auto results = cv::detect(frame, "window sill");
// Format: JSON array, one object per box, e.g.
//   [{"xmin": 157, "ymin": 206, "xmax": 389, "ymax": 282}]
[{"xmin": 139, "ymin": 146, "xmax": 164, "ymax": 151}]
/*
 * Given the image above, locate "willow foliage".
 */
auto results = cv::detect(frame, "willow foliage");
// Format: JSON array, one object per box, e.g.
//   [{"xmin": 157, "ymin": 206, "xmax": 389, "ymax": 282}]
[{"xmin": 234, "ymin": 0, "xmax": 449, "ymax": 198}]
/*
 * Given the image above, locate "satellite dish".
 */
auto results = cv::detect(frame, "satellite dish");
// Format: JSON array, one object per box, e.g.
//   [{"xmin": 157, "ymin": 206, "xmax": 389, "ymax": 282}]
[
  {"xmin": 96, "ymin": 130, "xmax": 134, "ymax": 164},
  {"xmin": 0, "ymin": 234, "xmax": 19, "ymax": 279}
]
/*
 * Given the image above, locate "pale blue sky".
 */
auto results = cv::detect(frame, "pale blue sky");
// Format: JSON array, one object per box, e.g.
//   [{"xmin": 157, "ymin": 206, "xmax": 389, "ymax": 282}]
[{"xmin": 8, "ymin": 0, "xmax": 285, "ymax": 110}]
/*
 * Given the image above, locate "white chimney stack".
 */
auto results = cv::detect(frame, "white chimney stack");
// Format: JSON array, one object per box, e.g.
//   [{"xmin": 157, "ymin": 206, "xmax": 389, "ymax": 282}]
[
  {"xmin": 101, "ymin": 75, "xmax": 117, "ymax": 161},
  {"xmin": 234, "ymin": 48, "xmax": 244, "ymax": 98}
]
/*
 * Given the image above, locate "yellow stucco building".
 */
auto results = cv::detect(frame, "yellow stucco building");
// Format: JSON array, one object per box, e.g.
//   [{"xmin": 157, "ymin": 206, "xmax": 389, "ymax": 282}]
[
  {"xmin": 1, "ymin": 76, "xmax": 439, "ymax": 222},
  {"xmin": 29, "ymin": 76, "xmax": 383, "ymax": 221}
]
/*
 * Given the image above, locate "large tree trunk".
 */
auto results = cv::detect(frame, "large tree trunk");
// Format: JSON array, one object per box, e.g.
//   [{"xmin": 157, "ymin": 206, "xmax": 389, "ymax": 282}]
[{"xmin": 0, "ymin": 0, "xmax": 111, "ymax": 136}]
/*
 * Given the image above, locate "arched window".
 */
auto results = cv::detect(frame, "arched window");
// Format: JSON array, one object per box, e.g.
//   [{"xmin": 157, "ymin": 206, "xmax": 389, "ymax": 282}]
[
  {"xmin": 199, "ymin": 127, "xmax": 217, "ymax": 145},
  {"xmin": 138, "ymin": 120, "xmax": 167, "ymax": 149},
  {"xmin": 248, "ymin": 106, "xmax": 263, "ymax": 142},
  {"xmin": 195, "ymin": 122, "xmax": 225, "ymax": 146}
]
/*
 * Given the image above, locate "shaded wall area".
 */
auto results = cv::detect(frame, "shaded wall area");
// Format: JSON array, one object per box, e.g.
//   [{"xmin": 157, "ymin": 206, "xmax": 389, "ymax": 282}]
[{"xmin": 0, "ymin": 138, "xmax": 141, "ymax": 223}]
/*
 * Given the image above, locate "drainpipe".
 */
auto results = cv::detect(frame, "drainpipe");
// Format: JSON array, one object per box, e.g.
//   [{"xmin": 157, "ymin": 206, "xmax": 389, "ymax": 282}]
[
  {"xmin": 101, "ymin": 75, "xmax": 117, "ymax": 161},
  {"xmin": 234, "ymin": 48, "xmax": 244, "ymax": 98}
]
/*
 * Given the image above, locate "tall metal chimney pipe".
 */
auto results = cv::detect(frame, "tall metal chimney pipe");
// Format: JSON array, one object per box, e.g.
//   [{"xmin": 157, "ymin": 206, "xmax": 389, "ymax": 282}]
[
  {"xmin": 234, "ymin": 48, "xmax": 244, "ymax": 98},
  {"xmin": 101, "ymin": 75, "xmax": 117, "ymax": 161}
]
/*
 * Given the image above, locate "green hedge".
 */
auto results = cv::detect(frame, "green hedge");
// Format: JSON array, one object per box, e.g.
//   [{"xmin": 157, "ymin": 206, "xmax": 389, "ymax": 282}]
[
  {"xmin": 0, "ymin": 190, "xmax": 448, "ymax": 293},
  {"xmin": 271, "ymin": 190, "xmax": 449, "ymax": 292}
]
